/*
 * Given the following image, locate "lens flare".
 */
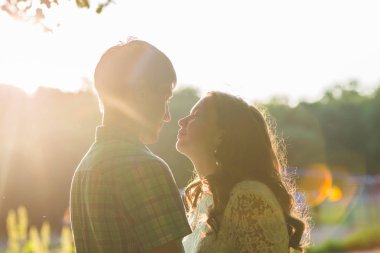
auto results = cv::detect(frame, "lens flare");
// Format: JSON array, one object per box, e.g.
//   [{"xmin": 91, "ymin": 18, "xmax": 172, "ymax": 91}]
[
  {"xmin": 327, "ymin": 185, "xmax": 343, "ymax": 202},
  {"xmin": 298, "ymin": 163, "xmax": 333, "ymax": 207},
  {"xmin": 301, "ymin": 165, "xmax": 361, "ymax": 225}
]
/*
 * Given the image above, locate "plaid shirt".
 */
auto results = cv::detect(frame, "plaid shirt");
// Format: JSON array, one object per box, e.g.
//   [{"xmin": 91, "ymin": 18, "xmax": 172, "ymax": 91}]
[{"xmin": 70, "ymin": 126, "xmax": 191, "ymax": 253}]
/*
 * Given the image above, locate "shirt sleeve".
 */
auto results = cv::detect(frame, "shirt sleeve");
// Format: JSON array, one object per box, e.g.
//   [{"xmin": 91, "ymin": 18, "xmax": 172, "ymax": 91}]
[
  {"xmin": 219, "ymin": 181, "xmax": 289, "ymax": 253},
  {"xmin": 115, "ymin": 159, "xmax": 192, "ymax": 252}
]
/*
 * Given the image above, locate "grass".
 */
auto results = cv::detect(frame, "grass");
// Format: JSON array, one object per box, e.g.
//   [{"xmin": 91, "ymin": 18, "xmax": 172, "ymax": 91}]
[
  {"xmin": 307, "ymin": 225, "xmax": 380, "ymax": 253},
  {"xmin": 316, "ymin": 196, "xmax": 380, "ymax": 225}
]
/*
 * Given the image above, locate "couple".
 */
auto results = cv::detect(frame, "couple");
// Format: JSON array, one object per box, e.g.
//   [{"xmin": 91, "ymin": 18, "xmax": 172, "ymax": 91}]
[{"xmin": 70, "ymin": 39, "xmax": 308, "ymax": 253}]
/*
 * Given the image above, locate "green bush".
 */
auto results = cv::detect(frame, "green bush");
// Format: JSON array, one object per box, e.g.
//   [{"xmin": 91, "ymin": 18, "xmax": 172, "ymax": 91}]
[{"xmin": 307, "ymin": 225, "xmax": 380, "ymax": 253}]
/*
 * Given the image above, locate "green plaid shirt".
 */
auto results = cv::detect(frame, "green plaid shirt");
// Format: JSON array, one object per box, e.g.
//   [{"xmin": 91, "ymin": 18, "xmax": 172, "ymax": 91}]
[{"xmin": 70, "ymin": 126, "xmax": 191, "ymax": 253}]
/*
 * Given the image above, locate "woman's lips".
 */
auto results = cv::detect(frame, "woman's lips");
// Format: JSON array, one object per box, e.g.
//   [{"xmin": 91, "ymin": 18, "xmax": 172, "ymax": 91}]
[{"xmin": 177, "ymin": 130, "xmax": 186, "ymax": 139}]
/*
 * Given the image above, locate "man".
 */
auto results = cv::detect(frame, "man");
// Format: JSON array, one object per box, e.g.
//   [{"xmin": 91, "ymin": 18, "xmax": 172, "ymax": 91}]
[{"xmin": 70, "ymin": 39, "xmax": 191, "ymax": 253}]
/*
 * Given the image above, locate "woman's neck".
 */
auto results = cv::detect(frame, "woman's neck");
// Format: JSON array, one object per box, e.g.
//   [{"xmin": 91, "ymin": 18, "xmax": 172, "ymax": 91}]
[{"xmin": 191, "ymin": 153, "xmax": 219, "ymax": 178}]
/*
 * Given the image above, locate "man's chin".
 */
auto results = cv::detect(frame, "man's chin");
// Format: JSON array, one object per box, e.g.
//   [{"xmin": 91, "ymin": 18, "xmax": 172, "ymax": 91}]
[{"xmin": 139, "ymin": 132, "xmax": 159, "ymax": 145}]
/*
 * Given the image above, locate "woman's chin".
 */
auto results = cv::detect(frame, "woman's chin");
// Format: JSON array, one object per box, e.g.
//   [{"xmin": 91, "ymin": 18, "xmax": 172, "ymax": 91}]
[{"xmin": 175, "ymin": 139, "xmax": 188, "ymax": 154}]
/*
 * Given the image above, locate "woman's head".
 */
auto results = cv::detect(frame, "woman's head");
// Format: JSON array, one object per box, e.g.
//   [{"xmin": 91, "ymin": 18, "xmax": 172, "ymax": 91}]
[
  {"xmin": 177, "ymin": 91, "xmax": 284, "ymax": 179},
  {"xmin": 180, "ymin": 91, "xmax": 309, "ymax": 252},
  {"xmin": 212, "ymin": 91, "xmax": 283, "ymax": 180},
  {"xmin": 176, "ymin": 94, "xmax": 223, "ymax": 176}
]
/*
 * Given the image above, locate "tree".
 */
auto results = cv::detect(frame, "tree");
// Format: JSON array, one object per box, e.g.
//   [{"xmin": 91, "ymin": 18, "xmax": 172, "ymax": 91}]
[
  {"xmin": 266, "ymin": 102, "xmax": 327, "ymax": 168},
  {"xmin": 265, "ymin": 81, "xmax": 380, "ymax": 175},
  {"xmin": 1, "ymin": 0, "xmax": 112, "ymax": 31}
]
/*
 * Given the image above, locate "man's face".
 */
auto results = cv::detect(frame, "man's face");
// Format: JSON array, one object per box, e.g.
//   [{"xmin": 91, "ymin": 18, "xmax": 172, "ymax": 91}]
[{"xmin": 136, "ymin": 82, "xmax": 173, "ymax": 144}]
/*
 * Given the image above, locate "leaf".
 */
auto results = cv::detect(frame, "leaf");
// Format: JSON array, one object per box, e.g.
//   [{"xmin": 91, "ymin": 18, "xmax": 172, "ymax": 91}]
[
  {"xmin": 75, "ymin": 0, "xmax": 90, "ymax": 8},
  {"xmin": 0, "ymin": 5, "xmax": 13, "ymax": 16},
  {"xmin": 35, "ymin": 8, "xmax": 45, "ymax": 21},
  {"xmin": 96, "ymin": 4, "xmax": 104, "ymax": 14},
  {"xmin": 96, "ymin": 0, "xmax": 112, "ymax": 14},
  {"xmin": 40, "ymin": 0, "xmax": 51, "ymax": 8}
]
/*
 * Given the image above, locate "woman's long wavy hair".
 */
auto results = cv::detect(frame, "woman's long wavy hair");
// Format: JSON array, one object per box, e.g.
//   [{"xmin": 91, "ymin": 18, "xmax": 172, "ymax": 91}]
[{"xmin": 184, "ymin": 91, "xmax": 310, "ymax": 252}]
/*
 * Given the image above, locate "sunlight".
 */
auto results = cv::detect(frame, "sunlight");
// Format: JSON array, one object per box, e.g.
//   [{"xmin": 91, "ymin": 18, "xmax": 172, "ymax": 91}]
[
  {"xmin": 298, "ymin": 163, "xmax": 333, "ymax": 207},
  {"xmin": 327, "ymin": 185, "xmax": 343, "ymax": 202},
  {"xmin": 0, "ymin": 93, "xmax": 22, "ymax": 211},
  {"xmin": 298, "ymin": 163, "xmax": 363, "ymax": 210},
  {"xmin": 0, "ymin": 8, "xmax": 92, "ymax": 94},
  {"xmin": 101, "ymin": 92, "xmax": 150, "ymax": 128},
  {"xmin": 2, "ymin": 0, "xmax": 379, "ymax": 103},
  {"xmin": 325, "ymin": 166, "xmax": 361, "ymax": 223},
  {"xmin": 1, "ymin": 1, "xmax": 380, "ymax": 252}
]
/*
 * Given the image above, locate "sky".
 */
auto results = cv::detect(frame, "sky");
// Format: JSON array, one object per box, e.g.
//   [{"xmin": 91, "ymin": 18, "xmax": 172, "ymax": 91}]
[{"xmin": 1, "ymin": 0, "xmax": 380, "ymax": 104}]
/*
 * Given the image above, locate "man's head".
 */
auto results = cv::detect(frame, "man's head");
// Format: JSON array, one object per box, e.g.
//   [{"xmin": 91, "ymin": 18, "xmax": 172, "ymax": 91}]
[{"xmin": 94, "ymin": 39, "xmax": 176, "ymax": 144}]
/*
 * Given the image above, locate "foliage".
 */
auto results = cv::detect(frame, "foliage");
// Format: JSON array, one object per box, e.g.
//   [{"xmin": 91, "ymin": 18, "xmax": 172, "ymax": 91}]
[
  {"xmin": 307, "ymin": 225, "xmax": 380, "ymax": 253},
  {"xmin": 4, "ymin": 206, "xmax": 73, "ymax": 253},
  {"xmin": 1, "ymin": 81, "xmax": 380, "ymax": 238},
  {"xmin": 0, "ymin": 84, "xmax": 102, "ymax": 238},
  {"xmin": 0, "ymin": 0, "xmax": 112, "ymax": 31},
  {"xmin": 266, "ymin": 82, "xmax": 380, "ymax": 175},
  {"xmin": 1, "ymin": 0, "xmax": 112, "ymax": 15}
]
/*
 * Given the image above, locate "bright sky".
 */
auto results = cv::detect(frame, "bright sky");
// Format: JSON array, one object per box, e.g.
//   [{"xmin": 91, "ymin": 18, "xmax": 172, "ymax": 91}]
[{"xmin": 1, "ymin": 0, "xmax": 380, "ymax": 104}]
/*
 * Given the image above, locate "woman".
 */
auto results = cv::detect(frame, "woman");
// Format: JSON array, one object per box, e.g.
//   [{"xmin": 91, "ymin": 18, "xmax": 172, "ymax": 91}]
[{"xmin": 176, "ymin": 91, "xmax": 309, "ymax": 253}]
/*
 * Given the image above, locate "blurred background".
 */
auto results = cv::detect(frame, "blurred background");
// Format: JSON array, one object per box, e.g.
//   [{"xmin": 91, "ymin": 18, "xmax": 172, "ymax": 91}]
[{"xmin": 1, "ymin": 0, "xmax": 380, "ymax": 252}]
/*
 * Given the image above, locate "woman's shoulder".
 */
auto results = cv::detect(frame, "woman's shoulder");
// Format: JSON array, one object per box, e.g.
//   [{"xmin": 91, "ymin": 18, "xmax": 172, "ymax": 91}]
[
  {"xmin": 228, "ymin": 180, "xmax": 282, "ymax": 210},
  {"xmin": 220, "ymin": 180, "xmax": 289, "ymax": 251}
]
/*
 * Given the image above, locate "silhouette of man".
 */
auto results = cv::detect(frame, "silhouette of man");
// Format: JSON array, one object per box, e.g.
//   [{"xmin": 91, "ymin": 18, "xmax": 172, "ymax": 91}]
[{"xmin": 70, "ymin": 39, "xmax": 191, "ymax": 253}]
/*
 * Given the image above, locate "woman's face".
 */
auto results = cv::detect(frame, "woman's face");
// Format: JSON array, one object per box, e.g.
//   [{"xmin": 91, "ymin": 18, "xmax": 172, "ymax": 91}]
[{"xmin": 176, "ymin": 95, "xmax": 222, "ymax": 160}]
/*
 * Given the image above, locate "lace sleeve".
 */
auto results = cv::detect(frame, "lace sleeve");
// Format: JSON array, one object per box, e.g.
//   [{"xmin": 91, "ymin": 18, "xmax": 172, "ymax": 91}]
[{"xmin": 218, "ymin": 181, "xmax": 289, "ymax": 253}]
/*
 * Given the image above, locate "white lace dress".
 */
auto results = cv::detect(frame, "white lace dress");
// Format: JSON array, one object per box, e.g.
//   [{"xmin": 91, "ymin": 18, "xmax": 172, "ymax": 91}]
[{"xmin": 182, "ymin": 180, "xmax": 289, "ymax": 253}]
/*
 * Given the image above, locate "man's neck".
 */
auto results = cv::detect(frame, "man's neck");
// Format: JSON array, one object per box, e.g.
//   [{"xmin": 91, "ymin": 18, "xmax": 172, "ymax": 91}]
[{"xmin": 102, "ymin": 113, "xmax": 139, "ymax": 138}]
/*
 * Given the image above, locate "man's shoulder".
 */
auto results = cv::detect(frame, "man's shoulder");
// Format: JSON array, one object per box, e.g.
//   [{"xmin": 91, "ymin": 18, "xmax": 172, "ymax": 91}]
[
  {"xmin": 114, "ymin": 152, "xmax": 172, "ymax": 179},
  {"xmin": 98, "ymin": 143, "xmax": 174, "ymax": 181},
  {"xmin": 110, "ymin": 150, "xmax": 180, "ymax": 199},
  {"xmin": 77, "ymin": 140, "xmax": 168, "ymax": 171}
]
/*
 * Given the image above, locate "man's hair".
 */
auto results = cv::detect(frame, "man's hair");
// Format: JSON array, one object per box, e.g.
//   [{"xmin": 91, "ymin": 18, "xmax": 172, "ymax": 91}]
[{"xmin": 94, "ymin": 39, "xmax": 177, "ymax": 109}]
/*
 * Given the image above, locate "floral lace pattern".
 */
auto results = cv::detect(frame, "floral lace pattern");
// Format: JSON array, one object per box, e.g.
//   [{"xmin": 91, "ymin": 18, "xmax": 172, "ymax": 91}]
[{"xmin": 182, "ymin": 181, "xmax": 289, "ymax": 253}]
